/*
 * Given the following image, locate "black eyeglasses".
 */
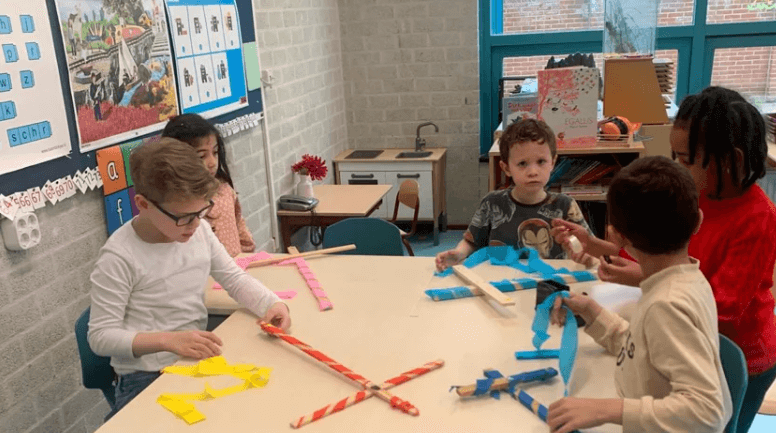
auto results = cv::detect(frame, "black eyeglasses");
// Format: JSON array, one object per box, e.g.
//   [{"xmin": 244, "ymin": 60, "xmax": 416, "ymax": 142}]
[{"xmin": 149, "ymin": 199, "xmax": 214, "ymax": 226}]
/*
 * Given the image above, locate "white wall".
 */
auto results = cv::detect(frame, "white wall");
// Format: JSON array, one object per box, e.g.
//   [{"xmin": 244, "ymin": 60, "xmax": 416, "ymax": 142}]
[{"xmin": 337, "ymin": 0, "xmax": 482, "ymax": 224}]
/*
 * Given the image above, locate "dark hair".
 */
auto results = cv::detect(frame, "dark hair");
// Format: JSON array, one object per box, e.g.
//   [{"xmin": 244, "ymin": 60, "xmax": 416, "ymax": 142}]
[
  {"xmin": 161, "ymin": 113, "xmax": 234, "ymax": 187},
  {"xmin": 675, "ymin": 86, "xmax": 767, "ymax": 198},
  {"xmin": 499, "ymin": 118, "xmax": 557, "ymax": 162},
  {"xmin": 130, "ymin": 137, "xmax": 220, "ymax": 203},
  {"xmin": 607, "ymin": 156, "xmax": 700, "ymax": 255}
]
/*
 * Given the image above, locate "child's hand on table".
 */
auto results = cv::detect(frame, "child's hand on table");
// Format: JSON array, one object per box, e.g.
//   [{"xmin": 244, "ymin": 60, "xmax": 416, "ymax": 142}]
[
  {"xmin": 550, "ymin": 292, "xmax": 602, "ymax": 327},
  {"xmin": 598, "ymin": 255, "xmax": 644, "ymax": 287},
  {"xmin": 435, "ymin": 249, "xmax": 466, "ymax": 272},
  {"xmin": 259, "ymin": 302, "xmax": 291, "ymax": 331},
  {"xmin": 547, "ymin": 397, "xmax": 623, "ymax": 433},
  {"xmin": 166, "ymin": 330, "xmax": 223, "ymax": 360}
]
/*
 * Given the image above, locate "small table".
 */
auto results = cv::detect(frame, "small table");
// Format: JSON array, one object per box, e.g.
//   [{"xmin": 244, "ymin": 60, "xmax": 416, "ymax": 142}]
[{"xmin": 277, "ymin": 184, "xmax": 392, "ymax": 250}]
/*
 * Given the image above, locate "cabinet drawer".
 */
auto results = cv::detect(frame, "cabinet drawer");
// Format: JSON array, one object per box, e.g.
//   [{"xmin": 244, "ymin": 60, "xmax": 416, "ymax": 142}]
[
  {"xmin": 385, "ymin": 171, "xmax": 433, "ymax": 220},
  {"xmin": 338, "ymin": 171, "xmax": 388, "ymax": 218}
]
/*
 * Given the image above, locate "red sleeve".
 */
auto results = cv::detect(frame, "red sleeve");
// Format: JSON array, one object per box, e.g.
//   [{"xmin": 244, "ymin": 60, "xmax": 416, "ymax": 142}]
[
  {"xmin": 618, "ymin": 248, "xmax": 636, "ymax": 262},
  {"xmin": 705, "ymin": 228, "xmax": 776, "ymax": 335}
]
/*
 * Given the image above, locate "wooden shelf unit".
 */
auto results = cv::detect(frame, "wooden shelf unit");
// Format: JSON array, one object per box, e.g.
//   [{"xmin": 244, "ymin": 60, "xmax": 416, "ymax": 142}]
[{"xmin": 488, "ymin": 129, "xmax": 646, "ymax": 199}]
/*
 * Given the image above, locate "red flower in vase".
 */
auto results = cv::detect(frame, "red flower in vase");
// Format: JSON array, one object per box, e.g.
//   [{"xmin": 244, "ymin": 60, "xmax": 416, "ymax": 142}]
[{"xmin": 292, "ymin": 154, "xmax": 328, "ymax": 181}]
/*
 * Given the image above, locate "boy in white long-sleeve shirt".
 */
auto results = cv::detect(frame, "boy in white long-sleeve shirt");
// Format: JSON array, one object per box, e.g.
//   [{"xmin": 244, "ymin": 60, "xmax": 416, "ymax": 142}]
[
  {"xmin": 547, "ymin": 156, "xmax": 732, "ymax": 433},
  {"xmin": 88, "ymin": 138, "xmax": 291, "ymax": 420}
]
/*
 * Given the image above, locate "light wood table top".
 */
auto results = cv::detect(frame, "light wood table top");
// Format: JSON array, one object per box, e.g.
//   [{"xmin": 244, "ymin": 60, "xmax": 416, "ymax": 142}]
[
  {"xmin": 276, "ymin": 184, "xmax": 392, "ymax": 217},
  {"xmin": 97, "ymin": 255, "xmax": 620, "ymax": 433}
]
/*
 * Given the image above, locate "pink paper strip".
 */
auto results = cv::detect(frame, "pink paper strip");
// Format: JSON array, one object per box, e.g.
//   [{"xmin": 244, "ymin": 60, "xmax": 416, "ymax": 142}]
[
  {"xmin": 311, "ymin": 289, "xmax": 327, "ymax": 297},
  {"xmin": 308, "ymin": 280, "xmax": 321, "ymax": 289},
  {"xmin": 275, "ymin": 291, "xmax": 298, "ymax": 299}
]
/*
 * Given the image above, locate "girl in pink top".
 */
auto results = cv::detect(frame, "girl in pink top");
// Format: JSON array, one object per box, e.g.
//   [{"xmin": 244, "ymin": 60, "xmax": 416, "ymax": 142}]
[{"xmin": 162, "ymin": 114, "xmax": 256, "ymax": 256}]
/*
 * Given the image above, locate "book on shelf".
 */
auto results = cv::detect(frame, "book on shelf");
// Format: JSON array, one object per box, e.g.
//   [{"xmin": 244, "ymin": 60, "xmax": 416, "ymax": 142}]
[
  {"xmin": 537, "ymin": 66, "xmax": 599, "ymax": 147},
  {"xmin": 502, "ymin": 93, "xmax": 538, "ymax": 128},
  {"xmin": 561, "ymin": 185, "xmax": 607, "ymax": 195},
  {"xmin": 576, "ymin": 164, "xmax": 618, "ymax": 185}
]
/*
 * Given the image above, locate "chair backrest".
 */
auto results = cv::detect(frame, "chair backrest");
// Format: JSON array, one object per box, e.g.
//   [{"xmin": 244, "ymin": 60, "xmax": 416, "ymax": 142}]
[
  {"xmin": 391, "ymin": 179, "xmax": 420, "ymax": 235},
  {"xmin": 719, "ymin": 334, "xmax": 748, "ymax": 433},
  {"xmin": 75, "ymin": 307, "xmax": 116, "ymax": 408},
  {"xmin": 322, "ymin": 217, "xmax": 405, "ymax": 256}
]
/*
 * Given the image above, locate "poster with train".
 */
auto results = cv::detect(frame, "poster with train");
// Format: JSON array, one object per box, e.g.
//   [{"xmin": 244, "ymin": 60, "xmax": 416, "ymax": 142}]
[
  {"xmin": 165, "ymin": 0, "xmax": 248, "ymax": 118},
  {"xmin": 54, "ymin": 0, "xmax": 179, "ymax": 152}
]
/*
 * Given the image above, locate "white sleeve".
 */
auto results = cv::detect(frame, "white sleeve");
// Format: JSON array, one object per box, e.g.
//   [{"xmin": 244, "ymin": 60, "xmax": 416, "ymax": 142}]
[
  {"xmin": 206, "ymin": 223, "xmax": 281, "ymax": 317},
  {"xmin": 87, "ymin": 248, "xmax": 138, "ymax": 359}
]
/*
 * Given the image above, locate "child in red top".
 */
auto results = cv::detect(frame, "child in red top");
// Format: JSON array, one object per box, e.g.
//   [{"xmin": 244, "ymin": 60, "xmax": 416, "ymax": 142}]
[
  {"xmin": 552, "ymin": 86, "xmax": 776, "ymax": 433},
  {"xmin": 162, "ymin": 114, "xmax": 256, "ymax": 257}
]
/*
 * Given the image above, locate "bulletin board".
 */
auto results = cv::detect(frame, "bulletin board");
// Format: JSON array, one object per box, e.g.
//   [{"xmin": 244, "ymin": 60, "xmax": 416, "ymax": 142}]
[
  {"xmin": 0, "ymin": 0, "xmax": 263, "ymax": 203},
  {"xmin": 0, "ymin": 0, "xmax": 72, "ymax": 176},
  {"xmin": 165, "ymin": 0, "xmax": 249, "ymax": 118}
]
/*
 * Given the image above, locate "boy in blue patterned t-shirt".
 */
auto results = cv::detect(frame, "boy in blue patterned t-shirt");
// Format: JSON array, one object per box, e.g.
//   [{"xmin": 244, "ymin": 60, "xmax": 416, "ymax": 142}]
[{"xmin": 436, "ymin": 119, "xmax": 592, "ymax": 272}]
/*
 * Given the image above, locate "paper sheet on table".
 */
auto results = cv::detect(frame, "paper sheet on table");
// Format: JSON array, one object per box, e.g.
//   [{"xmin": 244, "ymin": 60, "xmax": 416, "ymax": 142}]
[{"xmin": 586, "ymin": 283, "xmax": 642, "ymax": 321}]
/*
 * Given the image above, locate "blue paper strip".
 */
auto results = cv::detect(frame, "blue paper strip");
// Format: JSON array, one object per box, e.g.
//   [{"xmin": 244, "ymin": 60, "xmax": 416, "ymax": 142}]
[
  {"xmin": 515, "ymin": 349, "xmax": 560, "ymax": 359},
  {"xmin": 532, "ymin": 291, "xmax": 577, "ymax": 396}
]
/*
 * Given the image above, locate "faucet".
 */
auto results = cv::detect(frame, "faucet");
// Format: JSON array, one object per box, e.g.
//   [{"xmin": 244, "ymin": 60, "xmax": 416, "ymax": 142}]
[{"xmin": 415, "ymin": 122, "xmax": 439, "ymax": 151}]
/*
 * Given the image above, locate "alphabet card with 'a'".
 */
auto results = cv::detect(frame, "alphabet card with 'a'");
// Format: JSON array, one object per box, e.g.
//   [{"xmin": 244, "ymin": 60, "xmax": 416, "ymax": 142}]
[{"xmin": 0, "ymin": 0, "xmax": 71, "ymax": 175}]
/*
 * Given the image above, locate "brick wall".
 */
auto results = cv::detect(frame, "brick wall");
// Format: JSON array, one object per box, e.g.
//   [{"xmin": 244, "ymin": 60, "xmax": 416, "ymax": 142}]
[
  {"xmin": 337, "ymin": 0, "xmax": 481, "ymax": 224},
  {"xmin": 711, "ymin": 46, "xmax": 776, "ymax": 101},
  {"xmin": 501, "ymin": 0, "xmax": 693, "ymax": 34},
  {"xmin": 0, "ymin": 2, "xmax": 348, "ymax": 432},
  {"xmin": 707, "ymin": 0, "xmax": 776, "ymax": 24}
]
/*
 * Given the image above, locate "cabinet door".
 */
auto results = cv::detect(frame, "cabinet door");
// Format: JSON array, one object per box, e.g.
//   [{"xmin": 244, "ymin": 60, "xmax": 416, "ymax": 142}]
[
  {"xmin": 338, "ymin": 171, "xmax": 388, "ymax": 218},
  {"xmin": 385, "ymin": 170, "xmax": 433, "ymax": 220}
]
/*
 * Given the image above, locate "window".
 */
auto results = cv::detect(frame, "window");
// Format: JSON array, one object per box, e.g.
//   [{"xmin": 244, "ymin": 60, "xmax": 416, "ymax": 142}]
[
  {"xmin": 711, "ymin": 46, "xmax": 776, "ymax": 112},
  {"xmin": 499, "ymin": 0, "xmax": 603, "ymax": 35},
  {"xmin": 658, "ymin": 0, "xmax": 695, "ymax": 26},
  {"xmin": 707, "ymin": 0, "xmax": 776, "ymax": 25},
  {"xmin": 481, "ymin": 0, "xmax": 776, "ymax": 154}
]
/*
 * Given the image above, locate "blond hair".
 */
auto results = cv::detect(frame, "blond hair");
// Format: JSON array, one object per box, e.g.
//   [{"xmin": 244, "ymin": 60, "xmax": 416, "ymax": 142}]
[{"xmin": 129, "ymin": 137, "xmax": 219, "ymax": 203}]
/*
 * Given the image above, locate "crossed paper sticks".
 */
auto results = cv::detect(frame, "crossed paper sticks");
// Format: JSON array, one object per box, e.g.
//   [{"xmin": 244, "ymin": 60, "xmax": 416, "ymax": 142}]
[{"xmin": 260, "ymin": 322, "xmax": 444, "ymax": 428}]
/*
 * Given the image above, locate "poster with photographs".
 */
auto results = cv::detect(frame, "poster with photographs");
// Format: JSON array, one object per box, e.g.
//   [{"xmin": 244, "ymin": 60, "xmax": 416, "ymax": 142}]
[
  {"xmin": 164, "ymin": 0, "xmax": 247, "ymax": 118},
  {"xmin": 54, "ymin": 0, "xmax": 179, "ymax": 152}
]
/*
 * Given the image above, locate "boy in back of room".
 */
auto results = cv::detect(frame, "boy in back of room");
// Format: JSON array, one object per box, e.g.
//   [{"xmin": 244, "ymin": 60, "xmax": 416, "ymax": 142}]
[{"xmin": 436, "ymin": 119, "xmax": 591, "ymax": 271}]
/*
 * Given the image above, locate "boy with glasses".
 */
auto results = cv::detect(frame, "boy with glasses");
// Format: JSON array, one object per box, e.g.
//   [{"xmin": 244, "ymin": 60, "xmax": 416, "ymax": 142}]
[{"xmin": 88, "ymin": 138, "xmax": 290, "ymax": 419}]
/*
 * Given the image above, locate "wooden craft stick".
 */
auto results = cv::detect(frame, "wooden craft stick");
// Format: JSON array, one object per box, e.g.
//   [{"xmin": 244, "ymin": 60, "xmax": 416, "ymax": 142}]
[
  {"xmin": 425, "ymin": 272, "xmax": 597, "ymax": 301},
  {"xmin": 292, "ymin": 359, "xmax": 444, "ymax": 428},
  {"xmin": 260, "ymin": 322, "xmax": 420, "ymax": 416},
  {"xmin": 516, "ymin": 389, "xmax": 581, "ymax": 433},
  {"xmin": 246, "ymin": 244, "xmax": 356, "ymax": 269},
  {"xmin": 454, "ymin": 368, "xmax": 557, "ymax": 397},
  {"xmin": 452, "ymin": 265, "xmax": 515, "ymax": 306}
]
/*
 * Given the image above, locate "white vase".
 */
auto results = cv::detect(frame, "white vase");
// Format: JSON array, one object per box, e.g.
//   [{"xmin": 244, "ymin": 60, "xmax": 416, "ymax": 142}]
[{"xmin": 296, "ymin": 174, "xmax": 314, "ymax": 198}]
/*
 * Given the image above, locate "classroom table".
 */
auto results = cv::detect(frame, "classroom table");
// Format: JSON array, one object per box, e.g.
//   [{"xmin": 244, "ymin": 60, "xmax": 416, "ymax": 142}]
[
  {"xmin": 96, "ymin": 255, "xmax": 620, "ymax": 433},
  {"xmin": 277, "ymin": 184, "xmax": 392, "ymax": 250}
]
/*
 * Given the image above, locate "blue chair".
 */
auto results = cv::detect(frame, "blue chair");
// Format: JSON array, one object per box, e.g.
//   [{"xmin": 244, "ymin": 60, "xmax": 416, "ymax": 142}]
[
  {"xmin": 719, "ymin": 334, "xmax": 748, "ymax": 433},
  {"xmin": 75, "ymin": 307, "xmax": 116, "ymax": 410},
  {"xmin": 322, "ymin": 217, "xmax": 405, "ymax": 256}
]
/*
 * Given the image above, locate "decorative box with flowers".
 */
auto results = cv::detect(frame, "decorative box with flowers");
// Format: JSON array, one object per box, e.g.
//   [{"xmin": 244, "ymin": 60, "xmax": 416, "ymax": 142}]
[{"xmin": 292, "ymin": 154, "xmax": 328, "ymax": 198}]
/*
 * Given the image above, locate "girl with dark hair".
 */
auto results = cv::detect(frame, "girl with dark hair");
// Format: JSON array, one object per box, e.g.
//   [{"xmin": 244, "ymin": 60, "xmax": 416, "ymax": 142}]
[{"xmin": 162, "ymin": 113, "xmax": 255, "ymax": 256}]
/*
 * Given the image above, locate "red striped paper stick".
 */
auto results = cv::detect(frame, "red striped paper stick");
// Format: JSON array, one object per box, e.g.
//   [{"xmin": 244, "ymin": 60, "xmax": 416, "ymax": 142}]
[
  {"xmin": 292, "ymin": 359, "xmax": 444, "ymax": 428},
  {"xmin": 260, "ymin": 322, "xmax": 420, "ymax": 416}
]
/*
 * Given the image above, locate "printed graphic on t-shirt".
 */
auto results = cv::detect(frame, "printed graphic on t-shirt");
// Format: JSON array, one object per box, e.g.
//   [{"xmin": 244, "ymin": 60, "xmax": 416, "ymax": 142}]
[{"xmin": 617, "ymin": 331, "xmax": 636, "ymax": 366}]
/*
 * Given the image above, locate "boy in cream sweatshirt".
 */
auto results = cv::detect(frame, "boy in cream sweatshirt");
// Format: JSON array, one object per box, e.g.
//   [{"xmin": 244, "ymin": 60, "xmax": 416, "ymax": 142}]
[{"xmin": 547, "ymin": 156, "xmax": 732, "ymax": 433}]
